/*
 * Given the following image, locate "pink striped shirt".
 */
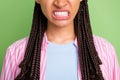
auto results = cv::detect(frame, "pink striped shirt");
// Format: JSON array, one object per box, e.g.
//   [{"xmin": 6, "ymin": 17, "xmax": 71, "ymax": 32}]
[{"xmin": 0, "ymin": 33, "xmax": 120, "ymax": 80}]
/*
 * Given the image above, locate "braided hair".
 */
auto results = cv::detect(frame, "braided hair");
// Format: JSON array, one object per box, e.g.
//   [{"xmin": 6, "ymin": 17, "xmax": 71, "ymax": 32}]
[{"xmin": 15, "ymin": 0, "xmax": 104, "ymax": 80}]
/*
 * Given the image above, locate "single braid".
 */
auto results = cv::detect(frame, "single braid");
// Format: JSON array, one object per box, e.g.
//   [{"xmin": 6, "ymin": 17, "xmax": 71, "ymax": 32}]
[
  {"xmin": 15, "ymin": 3, "xmax": 47, "ymax": 80},
  {"xmin": 74, "ymin": 0, "xmax": 104, "ymax": 80}
]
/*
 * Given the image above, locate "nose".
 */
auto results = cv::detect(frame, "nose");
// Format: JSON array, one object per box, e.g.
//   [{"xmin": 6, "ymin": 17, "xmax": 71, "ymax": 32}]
[{"xmin": 53, "ymin": 0, "xmax": 68, "ymax": 8}]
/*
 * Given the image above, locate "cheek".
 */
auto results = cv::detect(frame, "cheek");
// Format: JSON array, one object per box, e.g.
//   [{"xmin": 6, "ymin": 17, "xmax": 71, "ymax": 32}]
[
  {"xmin": 40, "ymin": 5, "xmax": 51, "ymax": 20},
  {"xmin": 73, "ymin": 3, "xmax": 80, "ymax": 13},
  {"xmin": 40, "ymin": 2, "xmax": 51, "ymax": 17},
  {"xmin": 71, "ymin": 0, "xmax": 80, "ymax": 11}
]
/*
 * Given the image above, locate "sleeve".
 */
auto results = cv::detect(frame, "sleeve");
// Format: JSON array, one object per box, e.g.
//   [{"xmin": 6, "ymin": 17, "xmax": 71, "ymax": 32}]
[
  {"xmin": 94, "ymin": 36, "xmax": 120, "ymax": 80},
  {"xmin": 0, "ymin": 38, "xmax": 28, "ymax": 80},
  {"xmin": 0, "ymin": 47, "xmax": 16, "ymax": 80},
  {"xmin": 110, "ymin": 46, "xmax": 120, "ymax": 80},
  {"xmin": 104, "ymin": 39, "xmax": 120, "ymax": 80}
]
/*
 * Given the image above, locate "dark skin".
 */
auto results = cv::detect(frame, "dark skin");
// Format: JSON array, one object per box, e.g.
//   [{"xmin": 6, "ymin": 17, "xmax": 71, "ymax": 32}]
[{"xmin": 35, "ymin": 0, "xmax": 82, "ymax": 44}]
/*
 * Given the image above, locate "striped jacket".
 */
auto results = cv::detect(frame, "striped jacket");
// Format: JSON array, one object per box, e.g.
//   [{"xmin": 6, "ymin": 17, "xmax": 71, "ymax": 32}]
[{"xmin": 0, "ymin": 33, "xmax": 120, "ymax": 80}]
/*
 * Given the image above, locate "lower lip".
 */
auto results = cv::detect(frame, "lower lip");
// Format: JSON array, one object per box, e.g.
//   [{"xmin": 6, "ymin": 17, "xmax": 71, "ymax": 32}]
[{"xmin": 52, "ymin": 13, "xmax": 70, "ymax": 20}]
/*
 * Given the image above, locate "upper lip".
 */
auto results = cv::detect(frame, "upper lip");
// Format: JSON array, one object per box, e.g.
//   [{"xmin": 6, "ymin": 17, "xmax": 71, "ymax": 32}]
[{"xmin": 53, "ymin": 9, "xmax": 70, "ymax": 13}]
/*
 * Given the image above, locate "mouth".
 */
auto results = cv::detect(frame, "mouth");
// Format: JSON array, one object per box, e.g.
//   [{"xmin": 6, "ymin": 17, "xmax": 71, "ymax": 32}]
[{"xmin": 52, "ymin": 10, "xmax": 70, "ymax": 20}]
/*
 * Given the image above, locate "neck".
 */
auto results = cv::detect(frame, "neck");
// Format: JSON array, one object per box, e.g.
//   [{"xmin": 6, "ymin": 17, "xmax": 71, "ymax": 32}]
[{"xmin": 46, "ymin": 24, "xmax": 75, "ymax": 44}]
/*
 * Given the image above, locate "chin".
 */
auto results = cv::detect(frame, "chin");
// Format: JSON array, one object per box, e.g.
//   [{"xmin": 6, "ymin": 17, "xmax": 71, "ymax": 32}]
[
  {"xmin": 54, "ymin": 23, "xmax": 70, "ymax": 28},
  {"xmin": 54, "ymin": 20, "xmax": 73, "ymax": 27}
]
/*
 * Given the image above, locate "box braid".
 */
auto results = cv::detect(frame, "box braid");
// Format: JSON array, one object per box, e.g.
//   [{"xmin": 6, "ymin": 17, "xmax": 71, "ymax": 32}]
[
  {"xmin": 15, "ymin": 3, "xmax": 47, "ymax": 80},
  {"xmin": 74, "ymin": 0, "xmax": 104, "ymax": 80},
  {"xmin": 15, "ymin": 0, "xmax": 104, "ymax": 80}
]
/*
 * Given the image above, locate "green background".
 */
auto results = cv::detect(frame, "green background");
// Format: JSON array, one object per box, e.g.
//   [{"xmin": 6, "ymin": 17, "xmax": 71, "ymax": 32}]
[{"xmin": 0, "ymin": 0, "xmax": 120, "ymax": 73}]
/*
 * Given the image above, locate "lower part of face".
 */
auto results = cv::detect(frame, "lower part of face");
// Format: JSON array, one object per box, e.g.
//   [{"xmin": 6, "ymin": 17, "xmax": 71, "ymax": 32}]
[{"xmin": 39, "ymin": 0, "xmax": 81, "ymax": 28}]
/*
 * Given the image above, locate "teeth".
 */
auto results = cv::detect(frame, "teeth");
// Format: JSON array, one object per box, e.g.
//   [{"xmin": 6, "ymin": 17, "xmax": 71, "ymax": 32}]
[{"xmin": 54, "ymin": 12, "xmax": 68, "ymax": 16}]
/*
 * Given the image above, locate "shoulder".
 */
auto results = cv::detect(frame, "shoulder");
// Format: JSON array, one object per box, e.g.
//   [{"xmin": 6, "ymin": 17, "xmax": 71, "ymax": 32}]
[
  {"xmin": 93, "ymin": 35, "xmax": 117, "ymax": 65},
  {"xmin": 93, "ymin": 35, "xmax": 116, "ymax": 73},
  {"xmin": 93, "ymin": 35, "xmax": 116, "ymax": 59},
  {"xmin": 93, "ymin": 35, "xmax": 115, "ymax": 54},
  {"xmin": 93, "ymin": 35, "xmax": 112, "ymax": 46},
  {"xmin": 7, "ymin": 37, "xmax": 29, "ymax": 52},
  {"xmin": 6, "ymin": 37, "xmax": 29, "ymax": 64},
  {"xmin": 1, "ymin": 37, "xmax": 29, "ymax": 79},
  {"xmin": 93, "ymin": 36, "xmax": 119, "ymax": 80}
]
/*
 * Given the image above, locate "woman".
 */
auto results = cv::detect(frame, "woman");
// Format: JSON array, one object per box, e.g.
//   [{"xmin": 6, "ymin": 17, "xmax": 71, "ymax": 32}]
[{"xmin": 0, "ymin": 0, "xmax": 120, "ymax": 80}]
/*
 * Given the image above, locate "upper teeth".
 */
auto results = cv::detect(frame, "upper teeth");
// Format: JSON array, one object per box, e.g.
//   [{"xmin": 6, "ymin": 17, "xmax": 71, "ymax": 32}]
[{"xmin": 54, "ymin": 12, "xmax": 68, "ymax": 16}]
